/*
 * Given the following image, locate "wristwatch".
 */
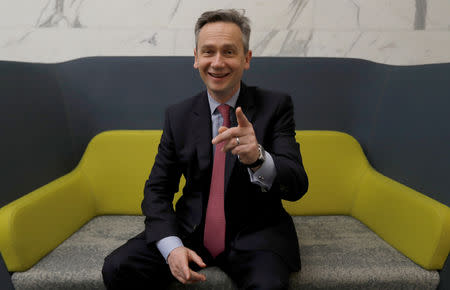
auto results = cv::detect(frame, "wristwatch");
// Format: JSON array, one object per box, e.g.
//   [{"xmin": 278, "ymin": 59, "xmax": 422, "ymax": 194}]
[{"xmin": 245, "ymin": 144, "xmax": 266, "ymax": 168}]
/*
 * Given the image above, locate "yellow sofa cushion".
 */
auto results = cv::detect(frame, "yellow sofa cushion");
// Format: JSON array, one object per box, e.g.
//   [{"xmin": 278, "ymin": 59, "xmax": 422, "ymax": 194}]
[
  {"xmin": 81, "ymin": 130, "xmax": 162, "ymax": 215},
  {"xmin": 80, "ymin": 130, "xmax": 185, "ymax": 214},
  {"xmin": 352, "ymin": 168, "xmax": 450, "ymax": 269},
  {"xmin": 283, "ymin": 131, "xmax": 371, "ymax": 215},
  {"xmin": 85, "ymin": 130, "xmax": 372, "ymax": 216},
  {"xmin": 0, "ymin": 170, "xmax": 95, "ymax": 271}
]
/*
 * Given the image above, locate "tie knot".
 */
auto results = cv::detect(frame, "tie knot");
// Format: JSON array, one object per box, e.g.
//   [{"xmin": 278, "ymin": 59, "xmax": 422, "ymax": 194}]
[{"xmin": 217, "ymin": 104, "xmax": 231, "ymax": 127}]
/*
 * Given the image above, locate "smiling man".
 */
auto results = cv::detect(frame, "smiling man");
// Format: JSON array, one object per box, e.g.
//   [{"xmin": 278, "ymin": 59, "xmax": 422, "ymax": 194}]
[
  {"xmin": 102, "ymin": 9, "xmax": 308, "ymax": 290},
  {"xmin": 194, "ymin": 20, "xmax": 251, "ymax": 103}
]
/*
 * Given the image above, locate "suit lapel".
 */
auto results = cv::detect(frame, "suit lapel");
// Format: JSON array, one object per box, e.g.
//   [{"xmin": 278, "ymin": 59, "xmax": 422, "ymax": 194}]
[
  {"xmin": 236, "ymin": 83, "xmax": 257, "ymax": 124},
  {"xmin": 224, "ymin": 83, "xmax": 256, "ymax": 190},
  {"xmin": 193, "ymin": 91, "xmax": 212, "ymax": 173}
]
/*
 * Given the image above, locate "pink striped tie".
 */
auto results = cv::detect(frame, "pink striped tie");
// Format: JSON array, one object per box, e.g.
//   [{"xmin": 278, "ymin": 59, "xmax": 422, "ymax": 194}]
[{"xmin": 204, "ymin": 104, "xmax": 230, "ymax": 258}]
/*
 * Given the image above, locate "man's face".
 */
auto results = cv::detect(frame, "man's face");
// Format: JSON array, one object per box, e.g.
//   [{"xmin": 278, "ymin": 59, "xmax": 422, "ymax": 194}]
[{"xmin": 194, "ymin": 21, "xmax": 252, "ymax": 102}]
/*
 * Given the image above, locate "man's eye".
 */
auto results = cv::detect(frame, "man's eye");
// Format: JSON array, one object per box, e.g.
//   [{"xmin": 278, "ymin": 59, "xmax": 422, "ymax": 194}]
[{"xmin": 225, "ymin": 50, "xmax": 234, "ymax": 55}]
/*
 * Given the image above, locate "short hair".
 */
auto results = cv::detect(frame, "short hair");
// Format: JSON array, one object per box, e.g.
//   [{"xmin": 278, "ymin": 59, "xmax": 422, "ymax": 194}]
[{"xmin": 195, "ymin": 9, "xmax": 251, "ymax": 53}]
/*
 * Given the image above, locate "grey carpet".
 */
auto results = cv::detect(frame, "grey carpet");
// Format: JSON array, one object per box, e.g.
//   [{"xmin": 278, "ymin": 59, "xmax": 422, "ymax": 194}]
[{"xmin": 12, "ymin": 215, "xmax": 439, "ymax": 289}]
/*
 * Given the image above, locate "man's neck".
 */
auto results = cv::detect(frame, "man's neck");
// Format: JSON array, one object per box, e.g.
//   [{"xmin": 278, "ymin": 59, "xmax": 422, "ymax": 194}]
[{"xmin": 209, "ymin": 87, "xmax": 240, "ymax": 104}]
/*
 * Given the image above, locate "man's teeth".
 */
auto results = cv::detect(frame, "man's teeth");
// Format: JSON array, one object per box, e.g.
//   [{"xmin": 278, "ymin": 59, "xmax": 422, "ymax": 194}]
[{"xmin": 210, "ymin": 73, "xmax": 228, "ymax": 77}]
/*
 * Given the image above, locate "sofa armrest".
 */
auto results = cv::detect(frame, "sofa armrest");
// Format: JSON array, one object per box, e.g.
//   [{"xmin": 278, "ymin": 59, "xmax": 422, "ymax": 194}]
[
  {"xmin": 352, "ymin": 167, "xmax": 450, "ymax": 270},
  {"xmin": 0, "ymin": 170, "xmax": 96, "ymax": 272}
]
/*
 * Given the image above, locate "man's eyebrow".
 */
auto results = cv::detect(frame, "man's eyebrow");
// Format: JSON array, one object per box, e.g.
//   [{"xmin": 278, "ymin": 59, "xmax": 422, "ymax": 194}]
[
  {"xmin": 222, "ymin": 44, "xmax": 238, "ymax": 50},
  {"xmin": 199, "ymin": 43, "xmax": 238, "ymax": 50},
  {"xmin": 199, "ymin": 44, "xmax": 215, "ymax": 50}
]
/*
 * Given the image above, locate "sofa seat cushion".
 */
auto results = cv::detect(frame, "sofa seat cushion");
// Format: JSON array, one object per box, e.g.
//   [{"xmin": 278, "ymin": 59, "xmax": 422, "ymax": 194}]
[{"xmin": 12, "ymin": 215, "xmax": 439, "ymax": 289}]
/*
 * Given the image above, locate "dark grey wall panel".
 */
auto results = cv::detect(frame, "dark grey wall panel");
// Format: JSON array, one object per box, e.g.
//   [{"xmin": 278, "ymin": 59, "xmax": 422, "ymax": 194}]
[
  {"xmin": 0, "ymin": 253, "xmax": 14, "ymax": 290},
  {"xmin": 56, "ymin": 57, "xmax": 389, "ymax": 163},
  {"xmin": 55, "ymin": 57, "xmax": 205, "ymax": 160},
  {"xmin": 243, "ymin": 58, "xmax": 387, "ymax": 156},
  {"xmin": 1, "ymin": 57, "xmax": 449, "ymax": 208},
  {"xmin": 0, "ymin": 62, "xmax": 75, "ymax": 207},
  {"xmin": 438, "ymin": 258, "xmax": 450, "ymax": 290},
  {"xmin": 2, "ymin": 57, "xmax": 449, "ymax": 208},
  {"xmin": 368, "ymin": 64, "xmax": 450, "ymax": 205}
]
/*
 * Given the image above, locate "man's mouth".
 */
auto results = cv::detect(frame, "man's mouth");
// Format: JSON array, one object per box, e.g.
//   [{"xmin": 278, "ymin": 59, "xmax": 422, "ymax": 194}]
[{"xmin": 208, "ymin": 72, "xmax": 230, "ymax": 79}]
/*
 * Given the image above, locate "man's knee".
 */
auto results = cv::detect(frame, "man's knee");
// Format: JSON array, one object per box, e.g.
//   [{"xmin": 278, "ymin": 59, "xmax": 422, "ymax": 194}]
[
  {"xmin": 102, "ymin": 251, "xmax": 123, "ymax": 288},
  {"xmin": 227, "ymin": 250, "xmax": 291, "ymax": 290},
  {"xmin": 244, "ymin": 273, "xmax": 289, "ymax": 290},
  {"xmin": 102, "ymin": 251, "xmax": 148, "ymax": 289},
  {"xmin": 102, "ymin": 242, "xmax": 173, "ymax": 289}
]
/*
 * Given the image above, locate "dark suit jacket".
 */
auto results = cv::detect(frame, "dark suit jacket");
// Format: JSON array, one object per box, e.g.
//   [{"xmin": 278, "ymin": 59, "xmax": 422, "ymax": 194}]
[{"xmin": 141, "ymin": 83, "xmax": 308, "ymax": 270}]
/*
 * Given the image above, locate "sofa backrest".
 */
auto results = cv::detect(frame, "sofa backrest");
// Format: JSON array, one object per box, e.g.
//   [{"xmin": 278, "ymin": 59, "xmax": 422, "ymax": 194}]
[
  {"xmin": 80, "ymin": 130, "xmax": 369, "ymax": 216},
  {"xmin": 284, "ymin": 130, "xmax": 370, "ymax": 215},
  {"xmin": 79, "ymin": 130, "xmax": 162, "ymax": 215}
]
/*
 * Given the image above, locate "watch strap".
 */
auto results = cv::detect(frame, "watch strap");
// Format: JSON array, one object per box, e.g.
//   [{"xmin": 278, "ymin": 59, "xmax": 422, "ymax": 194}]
[{"xmin": 245, "ymin": 144, "xmax": 265, "ymax": 168}]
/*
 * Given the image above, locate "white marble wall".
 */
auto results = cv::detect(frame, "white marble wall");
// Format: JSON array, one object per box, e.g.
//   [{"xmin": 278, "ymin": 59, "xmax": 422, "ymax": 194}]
[{"xmin": 0, "ymin": 0, "xmax": 449, "ymax": 64}]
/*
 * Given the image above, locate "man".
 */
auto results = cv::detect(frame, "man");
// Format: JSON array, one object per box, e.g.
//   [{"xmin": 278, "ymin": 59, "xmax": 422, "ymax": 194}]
[{"xmin": 102, "ymin": 9, "xmax": 308, "ymax": 289}]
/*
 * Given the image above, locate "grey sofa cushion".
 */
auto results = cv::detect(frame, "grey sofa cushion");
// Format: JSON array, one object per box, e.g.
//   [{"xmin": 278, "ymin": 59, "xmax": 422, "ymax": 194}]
[{"xmin": 12, "ymin": 215, "xmax": 439, "ymax": 289}]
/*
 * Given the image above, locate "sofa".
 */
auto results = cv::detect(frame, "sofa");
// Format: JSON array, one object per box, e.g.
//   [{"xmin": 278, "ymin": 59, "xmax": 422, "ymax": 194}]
[{"xmin": 1, "ymin": 129, "xmax": 449, "ymax": 289}]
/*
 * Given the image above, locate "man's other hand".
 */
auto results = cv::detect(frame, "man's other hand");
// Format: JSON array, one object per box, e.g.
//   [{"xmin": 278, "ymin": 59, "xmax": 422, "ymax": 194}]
[{"xmin": 167, "ymin": 247, "xmax": 206, "ymax": 284}]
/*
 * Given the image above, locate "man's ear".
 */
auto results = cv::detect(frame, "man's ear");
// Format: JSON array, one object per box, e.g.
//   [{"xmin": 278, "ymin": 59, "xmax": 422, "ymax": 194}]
[
  {"xmin": 193, "ymin": 48, "xmax": 199, "ymax": 69},
  {"xmin": 244, "ymin": 50, "xmax": 252, "ymax": 70}
]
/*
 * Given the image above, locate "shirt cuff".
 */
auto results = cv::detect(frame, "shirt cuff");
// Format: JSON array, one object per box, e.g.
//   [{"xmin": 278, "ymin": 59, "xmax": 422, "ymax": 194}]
[
  {"xmin": 156, "ymin": 236, "xmax": 184, "ymax": 263},
  {"xmin": 248, "ymin": 151, "xmax": 276, "ymax": 191}
]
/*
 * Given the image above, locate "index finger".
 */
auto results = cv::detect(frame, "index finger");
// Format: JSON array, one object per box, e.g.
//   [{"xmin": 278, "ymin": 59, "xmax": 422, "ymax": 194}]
[
  {"xmin": 189, "ymin": 250, "xmax": 206, "ymax": 268},
  {"xmin": 236, "ymin": 107, "xmax": 251, "ymax": 127}
]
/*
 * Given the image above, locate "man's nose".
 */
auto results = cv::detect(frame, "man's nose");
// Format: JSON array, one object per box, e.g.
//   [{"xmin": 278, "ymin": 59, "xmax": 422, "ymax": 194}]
[{"xmin": 211, "ymin": 53, "xmax": 225, "ymax": 68}]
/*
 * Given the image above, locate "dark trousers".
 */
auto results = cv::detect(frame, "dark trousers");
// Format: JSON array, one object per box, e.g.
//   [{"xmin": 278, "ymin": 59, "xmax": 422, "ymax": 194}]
[{"xmin": 102, "ymin": 232, "xmax": 292, "ymax": 290}]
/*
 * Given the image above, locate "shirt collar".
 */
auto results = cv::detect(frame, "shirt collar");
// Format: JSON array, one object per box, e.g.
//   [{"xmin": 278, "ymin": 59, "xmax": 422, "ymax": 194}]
[{"xmin": 207, "ymin": 88, "xmax": 240, "ymax": 116}]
